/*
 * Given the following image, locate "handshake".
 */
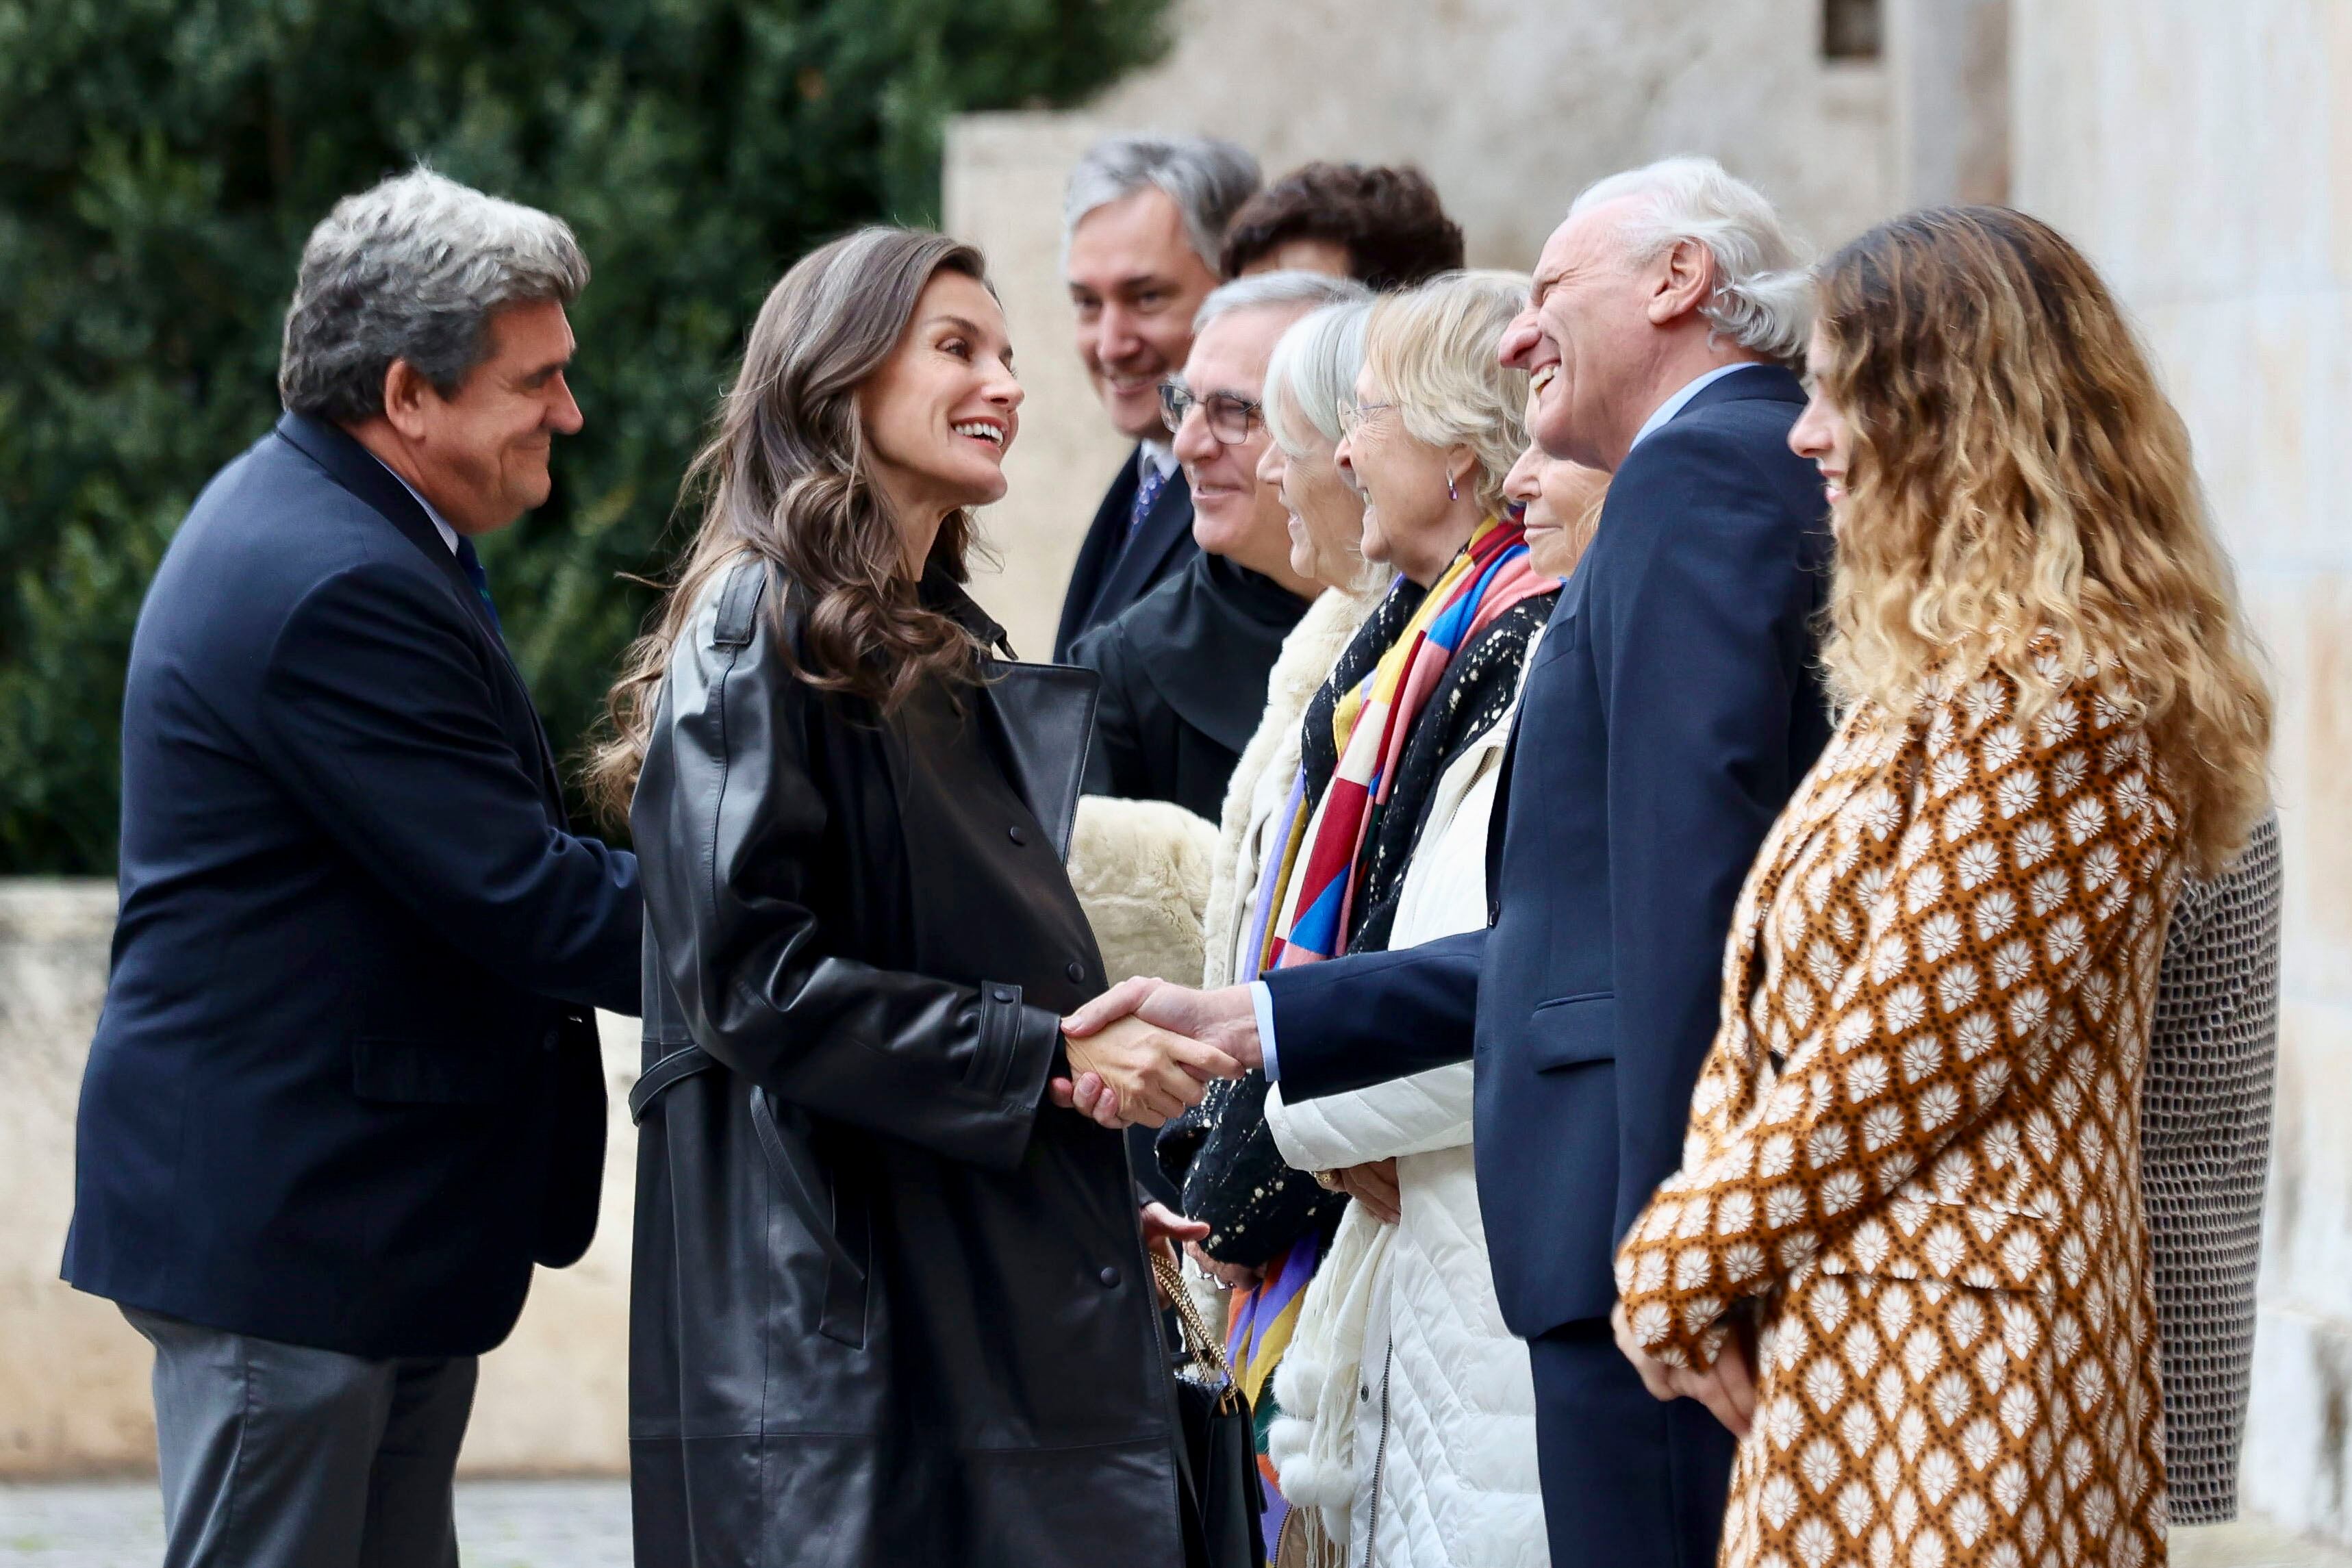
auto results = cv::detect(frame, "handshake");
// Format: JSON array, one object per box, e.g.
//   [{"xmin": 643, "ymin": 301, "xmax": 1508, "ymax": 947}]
[{"xmin": 1047, "ymin": 978, "xmax": 1267, "ymax": 1130}]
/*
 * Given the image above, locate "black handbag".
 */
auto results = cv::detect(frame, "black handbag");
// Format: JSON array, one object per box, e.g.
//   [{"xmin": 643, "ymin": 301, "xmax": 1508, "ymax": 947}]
[{"xmin": 1154, "ymin": 1250, "xmax": 1267, "ymax": 1568}]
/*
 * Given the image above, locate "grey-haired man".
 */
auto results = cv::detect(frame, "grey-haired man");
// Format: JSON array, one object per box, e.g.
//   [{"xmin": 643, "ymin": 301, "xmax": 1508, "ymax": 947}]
[
  {"xmin": 1052, "ymin": 133, "xmax": 1260, "ymax": 661},
  {"xmin": 63, "ymin": 168, "xmax": 641, "ymax": 1568}
]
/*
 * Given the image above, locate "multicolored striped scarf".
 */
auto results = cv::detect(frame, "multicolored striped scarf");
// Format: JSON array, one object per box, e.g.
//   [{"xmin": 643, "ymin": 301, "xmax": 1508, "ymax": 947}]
[
  {"xmin": 1225, "ymin": 1232, "xmax": 1324, "ymax": 1556},
  {"xmin": 1255, "ymin": 514, "xmax": 1549, "ymax": 972}
]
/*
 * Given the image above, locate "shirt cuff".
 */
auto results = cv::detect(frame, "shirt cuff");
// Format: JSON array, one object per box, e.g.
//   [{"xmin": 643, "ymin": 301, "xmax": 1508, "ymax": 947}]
[{"xmin": 1250, "ymin": 981, "xmax": 1281, "ymax": 1082}]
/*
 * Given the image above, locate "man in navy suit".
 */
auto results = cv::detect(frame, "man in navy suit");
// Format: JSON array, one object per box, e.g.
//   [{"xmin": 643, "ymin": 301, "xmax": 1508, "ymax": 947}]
[
  {"xmin": 63, "ymin": 169, "xmax": 642, "ymax": 1568},
  {"xmin": 1052, "ymin": 134, "xmax": 1260, "ymax": 661},
  {"xmin": 1063, "ymin": 157, "xmax": 1833, "ymax": 1568}
]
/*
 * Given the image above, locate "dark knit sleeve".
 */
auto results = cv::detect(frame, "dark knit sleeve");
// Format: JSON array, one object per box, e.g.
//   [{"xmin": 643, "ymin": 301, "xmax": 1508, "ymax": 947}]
[{"xmin": 1347, "ymin": 590, "xmax": 1557, "ymax": 955}]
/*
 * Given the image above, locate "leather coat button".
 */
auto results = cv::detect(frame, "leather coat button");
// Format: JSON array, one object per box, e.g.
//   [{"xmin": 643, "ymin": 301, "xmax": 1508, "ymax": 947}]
[
  {"xmin": 1007, "ymin": 824, "xmax": 1028, "ymax": 846},
  {"xmin": 1065, "ymin": 961, "xmax": 1085, "ymax": 983},
  {"xmin": 991, "ymin": 987, "xmax": 1015, "ymax": 1004},
  {"xmin": 1098, "ymin": 1265, "xmax": 1121, "ymax": 1288}
]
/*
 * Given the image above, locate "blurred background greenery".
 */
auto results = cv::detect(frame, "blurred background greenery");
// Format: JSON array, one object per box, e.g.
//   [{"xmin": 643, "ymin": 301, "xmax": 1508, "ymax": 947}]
[{"xmin": 0, "ymin": 0, "xmax": 1169, "ymax": 871}]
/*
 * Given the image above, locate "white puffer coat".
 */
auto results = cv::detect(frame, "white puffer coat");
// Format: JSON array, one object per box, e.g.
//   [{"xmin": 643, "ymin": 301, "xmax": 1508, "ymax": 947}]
[{"xmin": 1263, "ymin": 672, "xmax": 1547, "ymax": 1568}]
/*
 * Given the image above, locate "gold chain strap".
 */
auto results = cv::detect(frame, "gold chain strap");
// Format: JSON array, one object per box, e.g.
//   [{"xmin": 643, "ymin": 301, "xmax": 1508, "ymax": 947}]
[{"xmin": 1150, "ymin": 1248, "xmax": 1243, "ymax": 1415}]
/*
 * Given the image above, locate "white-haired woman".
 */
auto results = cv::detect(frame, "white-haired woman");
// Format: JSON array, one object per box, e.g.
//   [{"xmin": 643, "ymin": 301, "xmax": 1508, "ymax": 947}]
[{"xmin": 1157, "ymin": 272, "xmax": 1561, "ymax": 1565}]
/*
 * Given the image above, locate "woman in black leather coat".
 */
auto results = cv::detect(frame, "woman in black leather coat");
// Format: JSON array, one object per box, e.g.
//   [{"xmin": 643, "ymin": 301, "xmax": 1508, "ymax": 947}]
[{"xmin": 590, "ymin": 229, "xmax": 1239, "ymax": 1568}]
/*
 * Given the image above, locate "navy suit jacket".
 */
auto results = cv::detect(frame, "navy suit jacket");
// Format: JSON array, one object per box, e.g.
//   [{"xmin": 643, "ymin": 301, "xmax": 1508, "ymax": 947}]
[
  {"xmin": 63, "ymin": 413, "xmax": 643, "ymax": 1360},
  {"xmin": 1261, "ymin": 366, "xmax": 1832, "ymax": 1337},
  {"xmin": 1050, "ymin": 448, "xmax": 1197, "ymax": 661}
]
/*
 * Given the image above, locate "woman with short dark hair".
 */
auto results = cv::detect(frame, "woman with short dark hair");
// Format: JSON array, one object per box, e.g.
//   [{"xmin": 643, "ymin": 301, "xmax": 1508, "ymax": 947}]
[{"xmin": 597, "ymin": 227, "xmax": 1232, "ymax": 1568}]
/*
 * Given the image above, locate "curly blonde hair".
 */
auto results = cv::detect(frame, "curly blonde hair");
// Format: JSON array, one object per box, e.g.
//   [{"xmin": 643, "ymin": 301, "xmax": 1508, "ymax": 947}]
[{"xmin": 1814, "ymin": 206, "xmax": 2271, "ymax": 874}]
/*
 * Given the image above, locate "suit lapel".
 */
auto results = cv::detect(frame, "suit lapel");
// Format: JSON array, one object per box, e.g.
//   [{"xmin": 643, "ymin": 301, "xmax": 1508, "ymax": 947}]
[
  {"xmin": 1053, "ymin": 460, "xmax": 1139, "ymax": 659},
  {"xmin": 276, "ymin": 414, "xmax": 506, "ymax": 645},
  {"xmin": 1087, "ymin": 467, "xmax": 1193, "ymax": 622},
  {"xmin": 983, "ymin": 661, "xmax": 1101, "ymax": 860},
  {"xmin": 273, "ymin": 412, "xmax": 567, "ymax": 820}
]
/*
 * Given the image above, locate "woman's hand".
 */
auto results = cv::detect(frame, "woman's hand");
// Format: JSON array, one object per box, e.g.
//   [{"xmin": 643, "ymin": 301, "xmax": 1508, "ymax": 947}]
[
  {"xmin": 1055, "ymin": 1013, "xmax": 1235, "ymax": 1128},
  {"xmin": 1184, "ymin": 1241, "xmax": 1263, "ymax": 1291},
  {"xmin": 1611, "ymin": 1300, "xmax": 1758, "ymax": 1439},
  {"xmin": 1331, "ymin": 1159, "xmax": 1402, "ymax": 1224}
]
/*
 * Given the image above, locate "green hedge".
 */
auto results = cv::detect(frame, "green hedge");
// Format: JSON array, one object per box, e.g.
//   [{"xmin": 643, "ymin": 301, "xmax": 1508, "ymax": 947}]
[{"xmin": 0, "ymin": 0, "xmax": 1167, "ymax": 872}]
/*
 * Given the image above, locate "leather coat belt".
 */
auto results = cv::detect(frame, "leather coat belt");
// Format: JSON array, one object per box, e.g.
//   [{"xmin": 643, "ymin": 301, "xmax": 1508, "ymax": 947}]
[{"xmin": 629, "ymin": 1044, "xmax": 866, "ymax": 1284}]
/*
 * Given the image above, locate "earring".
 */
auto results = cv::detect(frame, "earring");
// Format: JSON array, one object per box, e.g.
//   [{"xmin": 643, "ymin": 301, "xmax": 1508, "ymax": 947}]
[{"xmin": 1447, "ymin": 475, "xmax": 1459, "ymax": 501}]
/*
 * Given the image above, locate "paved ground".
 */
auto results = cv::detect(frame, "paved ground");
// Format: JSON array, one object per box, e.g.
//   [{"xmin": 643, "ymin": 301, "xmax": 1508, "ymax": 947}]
[
  {"xmin": 1, "ymin": 1481, "xmax": 2345, "ymax": 1565},
  {"xmin": 0, "ymin": 1481, "xmax": 631, "ymax": 1568}
]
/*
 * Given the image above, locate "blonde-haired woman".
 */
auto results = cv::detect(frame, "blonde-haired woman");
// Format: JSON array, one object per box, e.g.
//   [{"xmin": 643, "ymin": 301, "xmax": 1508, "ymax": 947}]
[
  {"xmin": 1161, "ymin": 271, "xmax": 1561, "ymax": 1564},
  {"xmin": 1612, "ymin": 206, "xmax": 2272, "ymax": 1568}
]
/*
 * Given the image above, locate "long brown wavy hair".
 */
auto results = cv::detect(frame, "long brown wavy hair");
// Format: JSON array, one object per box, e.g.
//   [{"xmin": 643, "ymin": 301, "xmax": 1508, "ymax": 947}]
[
  {"xmin": 587, "ymin": 228, "xmax": 992, "ymax": 822},
  {"xmin": 1814, "ymin": 205, "xmax": 2271, "ymax": 874}
]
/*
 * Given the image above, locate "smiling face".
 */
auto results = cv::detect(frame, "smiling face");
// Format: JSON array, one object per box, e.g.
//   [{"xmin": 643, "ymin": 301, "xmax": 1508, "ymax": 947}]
[
  {"xmin": 1333, "ymin": 364, "xmax": 1478, "ymax": 587},
  {"xmin": 1502, "ymin": 432, "xmax": 1608, "ymax": 578},
  {"xmin": 1066, "ymin": 188, "xmax": 1223, "ymax": 442},
  {"xmin": 858, "ymin": 270, "xmax": 1022, "ymax": 568},
  {"xmin": 1497, "ymin": 199, "xmax": 1681, "ymax": 472},
  {"xmin": 1170, "ymin": 304, "xmax": 1312, "ymax": 585},
  {"xmin": 390, "ymin": 298, "xmax": 583, "ymax": 535},
  {"xmin": 1788, "ymin": 324, "xmax": 1855, "ymax": 527},
  {"xmin": 1256, "ymin": 388, "xmax": 1366, "ymax": 590}
]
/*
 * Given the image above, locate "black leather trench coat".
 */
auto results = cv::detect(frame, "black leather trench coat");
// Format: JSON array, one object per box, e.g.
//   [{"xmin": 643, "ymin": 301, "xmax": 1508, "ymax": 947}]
[{"xmin": 628, "ymin": 558, "xmax": 1185, "ymax": 1568}]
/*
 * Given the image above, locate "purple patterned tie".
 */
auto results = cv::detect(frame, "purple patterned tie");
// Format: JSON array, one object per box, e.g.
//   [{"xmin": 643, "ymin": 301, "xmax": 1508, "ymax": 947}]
[{"xmin": 1127, "ymin": 461, "xmax": 1169, "ymax": 542}]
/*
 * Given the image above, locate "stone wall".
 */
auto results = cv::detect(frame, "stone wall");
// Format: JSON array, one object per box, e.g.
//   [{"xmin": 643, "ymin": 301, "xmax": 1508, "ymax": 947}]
[
  {"xmin": 947, "ymin": 0, "xmax": 1899, "ymax": 655},
  {"xmin": 2008, "ymin": 0, "xmax": 2352, "ymax": 1543},
  {"xmin": 0, "ymin": 880, "xmax": 635, "ymax": 1477}
]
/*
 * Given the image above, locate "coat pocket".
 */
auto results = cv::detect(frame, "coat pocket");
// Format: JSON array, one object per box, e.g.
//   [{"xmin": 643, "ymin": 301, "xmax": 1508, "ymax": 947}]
[
  {"xmin": 1814, "ymin": 1197, "xmax": 2058, "ymax": 1296},
  {"xmin": 748, "ymin": 1087, "xmax": 872, "ymax": 1349},
  {"xmin": 351, "ymin": 1036, "xmax": 521, "ymax": 1105},
  {"xmin": 1526, "ymin": 993, "xmax": 1615, "ymax": 1072}
]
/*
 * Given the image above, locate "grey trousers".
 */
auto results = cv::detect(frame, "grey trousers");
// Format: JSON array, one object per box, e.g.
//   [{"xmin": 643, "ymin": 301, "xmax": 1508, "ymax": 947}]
[{"xmin": 123, "ymin": 1306, "xmax": 478, "ymax": 1568}]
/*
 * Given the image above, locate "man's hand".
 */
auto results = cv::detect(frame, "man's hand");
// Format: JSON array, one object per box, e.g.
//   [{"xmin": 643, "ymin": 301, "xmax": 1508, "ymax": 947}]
[
  {"xmin": 1048, "ymin": 1013, "xmax": 1238, "ymax": 1128},
  {"xmin": 1610, "ymin": 1300, "xmax": 1757, "ymax": 1439},
  {"xmin": 1058, "ymin": 978, "xmax": 1261, "ymax": 1124},
  {"xmin": 1332, "ymin": 1159, "xmax": 1401, "ymax": 1224}
]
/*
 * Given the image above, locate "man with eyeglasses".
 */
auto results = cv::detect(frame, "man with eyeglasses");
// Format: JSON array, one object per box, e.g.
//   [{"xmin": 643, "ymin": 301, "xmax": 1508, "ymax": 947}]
[{"xmin": 1068, "ymin": 271, "xmax": 1367, "ymax": 820}]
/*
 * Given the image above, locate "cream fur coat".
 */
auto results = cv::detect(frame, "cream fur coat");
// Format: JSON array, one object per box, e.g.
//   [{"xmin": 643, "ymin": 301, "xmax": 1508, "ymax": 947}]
[{"xmin": 1065, "ymin": 585, "xmax": 1386, "ymax": 992}]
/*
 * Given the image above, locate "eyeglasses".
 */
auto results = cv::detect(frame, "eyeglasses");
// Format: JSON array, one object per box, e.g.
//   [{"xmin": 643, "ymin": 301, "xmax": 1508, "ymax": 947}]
[
  {"xmin": 1336, "ymin": 399, "xmax": 1396, "ymax": 438},
  {"xmin": 1159, "ymin": 382, "xmax": 1263, "ymax": 444}
]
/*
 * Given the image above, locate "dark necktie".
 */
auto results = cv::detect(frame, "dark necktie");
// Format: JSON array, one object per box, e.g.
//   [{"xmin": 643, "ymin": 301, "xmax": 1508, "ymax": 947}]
[
  {"xmin": 453, "ymin": 535, "xmax": 504, "ymax": 637},
  {"xmin": 1126, "ymin": 461, "xmax": 1169, "ymax": 543}
]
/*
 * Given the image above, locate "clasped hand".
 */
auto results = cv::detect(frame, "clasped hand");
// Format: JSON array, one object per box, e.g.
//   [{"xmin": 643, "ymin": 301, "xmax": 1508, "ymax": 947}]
[
  {"xmin": 1610, "ymin": 1300, "xmax": 1758, "ymax": 1438},
  {"xmin": 1046, "ymin": 976, "xmax": 1261, "ymax": 1129}
]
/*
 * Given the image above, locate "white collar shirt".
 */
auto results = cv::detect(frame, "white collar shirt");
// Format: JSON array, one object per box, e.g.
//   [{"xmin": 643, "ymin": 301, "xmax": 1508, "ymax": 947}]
[{"xmin": 370, "ymin": 453, "xmax": 461, "ymax": 555}]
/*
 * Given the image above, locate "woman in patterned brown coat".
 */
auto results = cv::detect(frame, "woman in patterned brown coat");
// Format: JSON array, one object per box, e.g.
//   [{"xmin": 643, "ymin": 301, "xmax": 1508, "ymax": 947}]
[{"xmin": 1610, "ymin": 206, "xmax": 2275, "ymax": 1568}]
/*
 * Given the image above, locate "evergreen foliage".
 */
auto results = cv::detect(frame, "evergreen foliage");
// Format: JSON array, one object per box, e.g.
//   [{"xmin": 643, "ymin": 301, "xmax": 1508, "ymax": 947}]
[{"xmin": 0, "ymin": 0, "xmax": 1167, "ymax": 871}]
